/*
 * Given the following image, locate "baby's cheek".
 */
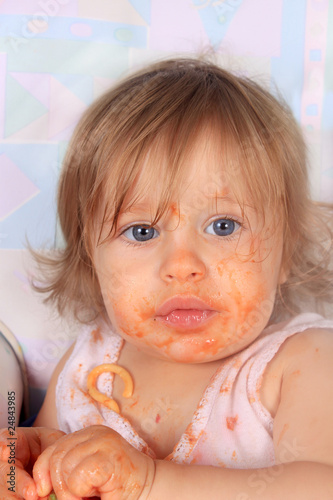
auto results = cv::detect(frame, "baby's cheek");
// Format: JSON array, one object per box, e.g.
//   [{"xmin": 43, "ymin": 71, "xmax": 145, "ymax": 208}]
[
  {"xmin": 234, "ymin": 289, "xmax": 277, "ymax": 358},
  {"xmin": 104, "ymin": 290, "xmax": 155, "ymax": 336}
]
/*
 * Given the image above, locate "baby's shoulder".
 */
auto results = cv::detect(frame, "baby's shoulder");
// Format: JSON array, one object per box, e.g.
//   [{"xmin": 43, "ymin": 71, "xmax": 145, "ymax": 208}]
[
  {"xmin": 260, "ymin": 325, "xmax": 333, "ymax": 419},
  {"xmin": 274, "ymin": 325, "xmax": 333, "ymax": 368},
  {"xmin": 265, "ymin": 326, "xmax": 333, "ymax": 466}
]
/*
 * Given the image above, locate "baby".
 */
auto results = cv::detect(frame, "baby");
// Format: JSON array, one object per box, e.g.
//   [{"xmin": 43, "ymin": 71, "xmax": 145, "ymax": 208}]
[{"xmin": 1, "ymin": 58, "xmax": 333, "ymax": 499}]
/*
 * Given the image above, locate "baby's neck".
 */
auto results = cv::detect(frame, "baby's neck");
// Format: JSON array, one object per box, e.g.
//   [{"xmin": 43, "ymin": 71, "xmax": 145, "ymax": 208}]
[{"xmin": 116, "ymin": 341, "xmax": 223, "ymax": 458}]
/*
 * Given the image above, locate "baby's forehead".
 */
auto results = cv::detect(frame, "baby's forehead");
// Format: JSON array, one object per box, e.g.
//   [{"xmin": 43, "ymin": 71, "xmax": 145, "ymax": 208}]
[
  {"xmin": 115, "ymin": 150, "xmax": 251, "ymax": 217},
  {"xmin": 123, "ymin": 127, "xmax": 237, "ymax": 191},
  {"xmin": 118, "ymin": 173, "xmax": 254, "ymax": 220}
]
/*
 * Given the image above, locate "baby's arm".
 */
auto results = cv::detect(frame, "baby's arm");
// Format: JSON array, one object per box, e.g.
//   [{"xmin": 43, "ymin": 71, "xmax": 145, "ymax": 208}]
[
  {"xmin": 32, "ymin": 427, "xmax": 333, "ymax": 500},
  {"xmin": 272, "ymin": 327, "xmax": 333, "ymax": 466},
  {"xmin": 32, "ymin": 327, "xmax": 333, "ymax": 500},
  {"xmin": 34, "ymin": 342, "xmax": 75, "ymax": 429}
]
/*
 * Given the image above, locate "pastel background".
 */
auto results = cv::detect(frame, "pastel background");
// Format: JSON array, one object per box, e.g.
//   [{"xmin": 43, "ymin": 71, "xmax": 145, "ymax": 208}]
[{"xmin": 0, "ymin": 0, "xmax": 332, "ymax": 417}]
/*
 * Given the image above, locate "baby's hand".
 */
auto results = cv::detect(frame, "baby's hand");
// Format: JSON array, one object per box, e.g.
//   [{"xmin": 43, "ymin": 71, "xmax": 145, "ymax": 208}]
[
  {"xmin": 0, "ymin": 427, "xmax": 65, "ymax": 499},
  {"xmin": 33, "ymin": 425, "xmax": 155, "ymax": 500}
]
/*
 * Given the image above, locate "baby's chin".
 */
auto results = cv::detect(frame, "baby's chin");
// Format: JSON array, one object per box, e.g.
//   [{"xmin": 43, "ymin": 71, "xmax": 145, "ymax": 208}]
[
  {"xmin": 118, "ymin": 318, "xmax": 265, "ymax": 364},
  {"xmin": 160, "ymin": 343, "xmax": 240, "ymax": 364},
  {"xmin": 121, "ymin": 338, "xmax": 234, "ymax": 365}
]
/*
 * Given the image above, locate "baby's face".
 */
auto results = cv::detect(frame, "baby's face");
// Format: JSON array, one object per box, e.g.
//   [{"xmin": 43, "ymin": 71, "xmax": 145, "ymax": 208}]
[{"xmin": 93, "ymin": 133, "xmax": 286, "ymax": 363}]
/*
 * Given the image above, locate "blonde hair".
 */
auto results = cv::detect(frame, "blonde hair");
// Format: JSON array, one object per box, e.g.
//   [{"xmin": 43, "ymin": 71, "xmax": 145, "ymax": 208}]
[{"xmin": 33, "ymin": 57, "xmax": 333, "ymax": 322}]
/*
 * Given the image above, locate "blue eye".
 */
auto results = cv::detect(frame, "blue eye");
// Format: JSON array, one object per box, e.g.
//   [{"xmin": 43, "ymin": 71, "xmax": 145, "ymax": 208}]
[
  {"xmin": 122, "ymin": 225, "xmax": 158, "ymax": 243},
  {"xmin": 205, "ymin": 218, "xmax": 240, "ymax": 237}
]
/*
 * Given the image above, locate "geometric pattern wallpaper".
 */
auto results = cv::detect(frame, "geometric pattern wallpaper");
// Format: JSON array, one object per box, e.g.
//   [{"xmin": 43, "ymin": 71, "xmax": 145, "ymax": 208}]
[{"xmin": 1, "ymin": 0, "xmax": 333, "ymax": 249}]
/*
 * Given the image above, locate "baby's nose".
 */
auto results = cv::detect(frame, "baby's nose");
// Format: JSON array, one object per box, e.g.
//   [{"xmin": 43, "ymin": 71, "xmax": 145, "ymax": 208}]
[{"xmin": 159, "ymin": 246, "xmax": 206, "ymax": 284}]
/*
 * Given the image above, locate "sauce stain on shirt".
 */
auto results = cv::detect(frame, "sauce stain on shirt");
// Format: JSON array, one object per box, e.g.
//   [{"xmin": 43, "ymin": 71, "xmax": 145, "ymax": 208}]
[{"xmin": 226, "ymin": 415, "xmax": 238, "ymax": 431}]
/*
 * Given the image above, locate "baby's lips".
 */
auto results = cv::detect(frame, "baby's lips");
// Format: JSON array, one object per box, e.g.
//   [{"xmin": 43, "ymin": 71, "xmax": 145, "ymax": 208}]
[{"xmin": 155, "ymin": 295, "xmax": 216, "ymax": 316}]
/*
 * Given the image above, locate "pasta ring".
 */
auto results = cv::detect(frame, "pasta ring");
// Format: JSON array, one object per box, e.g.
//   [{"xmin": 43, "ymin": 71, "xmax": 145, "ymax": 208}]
[{"xmin": 87, "ymin": 363, "xmax": 133, "ymax": 414}]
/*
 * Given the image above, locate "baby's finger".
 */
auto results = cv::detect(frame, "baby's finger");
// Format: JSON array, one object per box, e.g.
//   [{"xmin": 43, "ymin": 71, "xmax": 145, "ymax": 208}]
[
  {"xmin": 62, "ymin": 452, "xmax": 112, "ymax": 498},
  {"xmin": 0, "ymin": 487, "xmax": 25, "ymax": 500},
  {"xmin": 49, "ymin": 444, "xmax": 87, "ymax": 500},
  {"xmin": 27, "ymin": 428, "xmax": 65, "ymax": 464},
  {"xmin": 0, "ymin": 428, "xmax": 64, "ymax": 470},
  {"xmin": 35, "ymin": 428, "xmax": 66, "ymax": 449},
  {"xmin": 0, "ymin": 429, "xmax": 28, "ymax": 467},
  {"xmin": 34, "ymin": 427, "xmax": 115, "ymax": 499},
  {"xmin": 32, "ymin": 442, "xmax": 54, "ymax": 498},
  {"xmin": 0, "ymin": 459, "xmax": 38, "ymax": 500},
  {"xmin": 34, "ymin": 443, "xmax": 81, "ymax": 500}
]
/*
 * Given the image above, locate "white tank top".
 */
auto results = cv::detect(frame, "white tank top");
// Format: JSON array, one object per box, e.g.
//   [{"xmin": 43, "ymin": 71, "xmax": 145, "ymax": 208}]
[{"xmin": 56, "ymin": 313, "xmax": 333, "ymax": 467}]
